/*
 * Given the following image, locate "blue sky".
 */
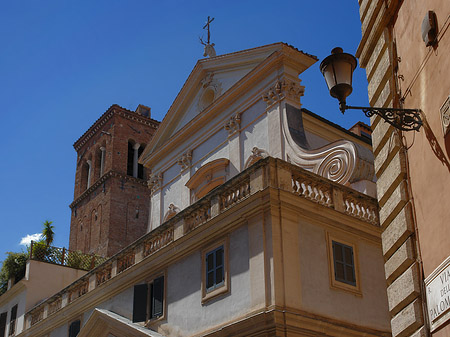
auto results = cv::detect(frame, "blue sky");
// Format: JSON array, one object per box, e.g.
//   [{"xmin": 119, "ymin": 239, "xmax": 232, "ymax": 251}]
[{"xmin": 0, "ymin": 1, "xmax": 369, "ymax": 259}]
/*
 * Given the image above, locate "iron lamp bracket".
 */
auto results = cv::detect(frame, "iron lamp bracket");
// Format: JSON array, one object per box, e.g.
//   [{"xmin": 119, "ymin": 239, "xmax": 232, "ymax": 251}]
[{"xmin": 339, "ymin": 102, "xmax": 423, "ymax": 132}]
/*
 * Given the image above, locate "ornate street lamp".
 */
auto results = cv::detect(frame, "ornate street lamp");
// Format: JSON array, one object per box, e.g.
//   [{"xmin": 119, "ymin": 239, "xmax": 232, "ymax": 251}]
[{"xmin": 320, "ymin": 47, "xmax": 423, "ymax": 132}]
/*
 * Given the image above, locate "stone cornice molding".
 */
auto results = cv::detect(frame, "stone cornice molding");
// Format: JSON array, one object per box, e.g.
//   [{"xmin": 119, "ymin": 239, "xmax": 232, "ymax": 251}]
[
  {"xmin": 262, "ymin": 79, "xmax": 305, "ymax": 107},
  {"xmin": 69, "ymin": 170, "xmax": 147, "ymax": 209},
  {"xmin": 73, "ymin": 105, "xmax": 159, "ymax": 152}
]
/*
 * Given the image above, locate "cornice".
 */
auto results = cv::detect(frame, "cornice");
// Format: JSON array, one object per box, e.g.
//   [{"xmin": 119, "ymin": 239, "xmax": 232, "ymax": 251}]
[
  {"xmin": 69, "ymin": 170, "xmax": 148, "ymax": 209},
  {"xmin": 73, "ymin": 105, "xmax": 159, "ymax": 152}
]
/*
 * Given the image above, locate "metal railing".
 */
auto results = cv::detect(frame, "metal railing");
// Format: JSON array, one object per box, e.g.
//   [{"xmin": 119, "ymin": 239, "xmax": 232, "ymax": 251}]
[{"xmin": 29, "ymin": 241, "xmax": 107, "ymax": 271}]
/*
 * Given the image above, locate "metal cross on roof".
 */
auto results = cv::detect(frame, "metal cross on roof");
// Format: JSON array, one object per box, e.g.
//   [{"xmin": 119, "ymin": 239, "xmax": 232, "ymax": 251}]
[
  {"xmin": 199, "ymin": 16, "xmax": 216, "ymax": 58},
  {"xmin": 203, "ymin": 16, "xmax": 214, "ymax": 45}
]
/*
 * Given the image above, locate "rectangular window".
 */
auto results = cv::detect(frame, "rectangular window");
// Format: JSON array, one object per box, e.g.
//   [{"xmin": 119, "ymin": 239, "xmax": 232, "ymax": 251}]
[
  {"xmin": 206, "ymin": 246, "xmax": 224, "ymax": 291},
  {"xmin": 8, "ymin": 305, "xmax": 17, "ymax": 336},
  {"xmin": 132, "ymin": 275, "xmax": 165, "ymax": 323},
  {"xmin": 202, "ymin": 238, "xmax": 229, "ymax": 303},
  {"xmin": 68, "ymin": 320, "xmax": 81, "ymax": 337},
  {"xmin": 326, "ymin": 232, "xmax": 361, "ymax": 295},
  {"xmin": 332, "ymin": 241, "xmax": 356, "ymax": 286},
  {"xmin": 0, "ymin": 312, "xmax": 7, "ymax": 337}
]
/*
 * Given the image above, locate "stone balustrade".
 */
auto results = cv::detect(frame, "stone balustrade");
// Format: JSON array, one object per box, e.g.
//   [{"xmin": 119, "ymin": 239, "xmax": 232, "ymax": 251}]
[{"xmin": 24, "ymin": 157, "xmax": 379, "ymax": 331}]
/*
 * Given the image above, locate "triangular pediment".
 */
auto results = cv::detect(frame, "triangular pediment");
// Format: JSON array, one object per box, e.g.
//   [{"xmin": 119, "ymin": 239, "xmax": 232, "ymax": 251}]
[
  {"xmin": 78, "ymin": 308, "xmax": 165, "ymax": 337},
  {"xmin": 140, "ymin": 43, "xmax": 317, "ymax": 167}
]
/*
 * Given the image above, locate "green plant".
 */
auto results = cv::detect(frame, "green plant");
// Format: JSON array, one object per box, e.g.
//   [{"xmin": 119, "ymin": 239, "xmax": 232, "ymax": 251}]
[
  {"xmin": 0, "ymin": 252, "xmax": 28, "ymax": 295},
  {"xmin": 42, "ymin": 220, "xmax": 55, "ymax": 247}
]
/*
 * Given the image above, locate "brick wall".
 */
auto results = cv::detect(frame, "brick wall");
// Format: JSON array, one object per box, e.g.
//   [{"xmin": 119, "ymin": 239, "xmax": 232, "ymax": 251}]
[{"xmin": 69, "ymin": 105, "xmax": 158, "ymax": 257}]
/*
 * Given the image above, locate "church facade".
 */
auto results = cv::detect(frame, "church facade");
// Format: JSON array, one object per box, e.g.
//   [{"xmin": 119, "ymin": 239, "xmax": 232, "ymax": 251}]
[{"xmin": 2, "ymin": 43, "xmax": 391, "ymax": 336}]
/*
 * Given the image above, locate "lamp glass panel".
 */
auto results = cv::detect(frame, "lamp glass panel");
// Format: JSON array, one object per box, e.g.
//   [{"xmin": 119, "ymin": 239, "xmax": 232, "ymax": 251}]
[
  {"xmin": 332, "ymin": 59, "xmax": 353, "ymax": 86},
  {"xmin": 322, "ymin": 64, "xmax": 337, "ymax": 90}
]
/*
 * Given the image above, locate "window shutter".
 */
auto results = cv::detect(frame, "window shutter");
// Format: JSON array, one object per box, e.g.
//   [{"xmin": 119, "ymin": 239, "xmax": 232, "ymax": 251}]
[
  {"xmin": 68, "ymin": 320, "xmax": 81, "ymax": 337},
  {"xmin": 151, "ymin": 276, "xmax": 164, "ymax": 318},
  {"xmin": 0, "ymin": 313, "xmax": 6, "ymax": 337},
  {"xmin": 133, "ymin": 284, "xmax": 148, "ymax": 322}
]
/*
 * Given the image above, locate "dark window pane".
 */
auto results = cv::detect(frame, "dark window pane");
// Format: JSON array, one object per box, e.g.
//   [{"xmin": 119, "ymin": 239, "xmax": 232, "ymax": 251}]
[
  {"xmin": 216, "ymin": 266, "xmax": 224, "ymax": 284},
  {"xmin": 333, "ymin": 242, "xmax": 343, "ymax": 261},
  {"xmin": 216, "ymin": 248, "xmax": 223, "ymax": 267},
  {"xmin": 346, "ymin": 266, "xmax": 356, "ymax": 283},
  {"xmin": 335, "ymin": 262, "xmax": 345, "ymax": 280},
  {"xmin": 333, "ymin": 241, "xmax": 356, "ymax": 286},
  {"xmin": 127, "ymin": 142, "xmax": 134, "ymax": 176},
  {"xmin": 133, "ymin": 284, "xmax": 148, "ymax": 322},
  {"xmin": 69, "ymin": 320, "xmax": 81, "ymax": 337},
  {"xmin": 151, "ymin": 276, "xmax": 164, "ymax": 318},
  {"xmin": 344, "ymin": 246, "xmax": 353, "ymax": 264},
  {"xmin": 9, "ymin": 305, "xmax": 17, "ymax": 336},
  {"xmin": 206, "ymin": 253, "xmax": 214, "ymax": 271},
  {"xmin": 0, "ymin": 312, "xmax": 7, "ymax": 337},
  {"xmin": 207, "ymin": 271, "xmax": 215, "ymax": 289}
]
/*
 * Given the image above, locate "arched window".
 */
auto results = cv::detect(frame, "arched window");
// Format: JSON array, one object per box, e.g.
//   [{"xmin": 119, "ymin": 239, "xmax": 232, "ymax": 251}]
[
  {"xmin": 127, "ymin": 141, "xmax": 145, "ymax": 179},
  {"xmin": 95, "ymin": 145, "xmax": 106, "ymax": 179},
  {"xmin": 80, "ymin": 159, "xmax": 92, "ymax": 192}
]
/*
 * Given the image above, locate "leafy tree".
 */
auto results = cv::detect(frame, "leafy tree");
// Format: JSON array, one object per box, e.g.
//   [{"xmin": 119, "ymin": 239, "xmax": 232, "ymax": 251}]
[{"xmin": 42, "ymin": 220, "xmax": 55, "ymax": 247}]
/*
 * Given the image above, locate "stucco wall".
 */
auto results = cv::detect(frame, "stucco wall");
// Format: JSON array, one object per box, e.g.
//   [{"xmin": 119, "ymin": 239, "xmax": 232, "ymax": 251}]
[
  {"xmin": 297, "ymin": 219, "xmax": 390, "ymax": 330},
  {"xmin": 395, "ymin": 0, "xmax": 450, "ymax": 278},
  {"xmin": 161, "ymin": 224, "xmax": 251, "ymax": 336}
]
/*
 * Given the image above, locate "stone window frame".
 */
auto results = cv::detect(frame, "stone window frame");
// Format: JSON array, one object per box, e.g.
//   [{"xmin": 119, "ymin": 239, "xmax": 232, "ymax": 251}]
[
  {"xmin": 326, "ymin": 232, "xmax": 361, "ymax": 296},
  {"xmin": 201, "ymin": 237, "xmax": 230, "ymax": 303},
  {"xmin": 132, "ymin": 270, "xmax": 167, "ymax": 325}
]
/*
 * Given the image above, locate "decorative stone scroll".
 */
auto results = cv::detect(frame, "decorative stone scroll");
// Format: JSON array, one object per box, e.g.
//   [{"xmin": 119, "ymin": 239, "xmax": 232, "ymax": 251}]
[
  {"xmin": 262, "ymin": 79, "xmax": 305, "ymax": 107},
  {"xmin": 147, "ymin": 172, "xmax": 163, "ymax": 194},
  {"xmin": 177, "ymin": 150, "xmax": 193, "ymax": 170},
  {"xmin": 224, "ymin": 113, "xmax": 241, "ymax": 135},
  {"xmin": 282, "ymin": 104, "xmax": 374, "ymax": 185},
  {"xmin": 244, "ymin": 147, "xmax": 269, "ymax": 169}
]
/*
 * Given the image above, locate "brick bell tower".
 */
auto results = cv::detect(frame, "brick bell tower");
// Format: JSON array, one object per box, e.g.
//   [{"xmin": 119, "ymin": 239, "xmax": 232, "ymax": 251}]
[{"xmin": 69, "ymin": 104, "xmax": 159, "ymax": 257}]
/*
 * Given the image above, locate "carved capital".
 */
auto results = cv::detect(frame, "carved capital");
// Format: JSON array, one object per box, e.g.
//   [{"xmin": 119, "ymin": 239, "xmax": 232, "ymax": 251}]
[
  {"xmin": 262, "ymin": 79, "xmax": 305, "ymax": 107},
  {"xmin": 147, "ymin": 172, "xmax": 163, "ymax": 193},
  {"xmin": 177, "ymin": 150, "xmax": 193, "ymax": 170},
  {"xmin": 224, "ymin": 113, "xmax": 241, "ymax": 135}
]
